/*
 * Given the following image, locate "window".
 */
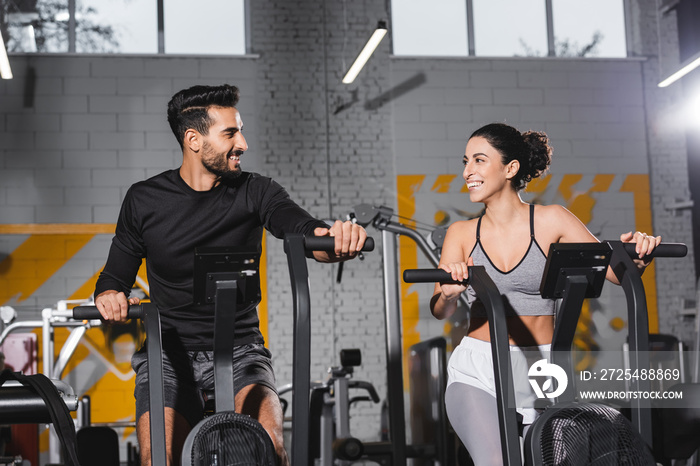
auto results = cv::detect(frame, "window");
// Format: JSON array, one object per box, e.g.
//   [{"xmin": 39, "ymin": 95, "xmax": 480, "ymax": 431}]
[
  {"xmin": 164, "ymin": 0, "xmax": 245, "ymax": 55},
  {"xmin": 77, "ymin": 0, "xmax": 158, "ymax": 53},
  {"xmin": 5, "ymin": 1, "xmax": 69, "ymax": 53},
  {"xmin": 390, "ymin": 0, "xmax": 628, "ymax": 58},
  {"xmin": 552, "ymin": 0, "xmax": 627, "ymax": 57},
  {"xmin": 3, "ymin": 0, "xmax": 247, "ymax": 55},
  {"xmin": 391, "ymin": 0, "xmax": 468, "ymax": 56},
  {"xmin": 473, "ymin": 0, "xmax": 547, "ymax": 57}
]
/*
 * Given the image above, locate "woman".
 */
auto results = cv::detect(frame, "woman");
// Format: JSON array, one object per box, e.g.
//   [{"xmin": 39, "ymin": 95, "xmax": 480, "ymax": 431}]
[{"xmin": 431, "ymin": 123, "xmax": 660, "ymax": 465}]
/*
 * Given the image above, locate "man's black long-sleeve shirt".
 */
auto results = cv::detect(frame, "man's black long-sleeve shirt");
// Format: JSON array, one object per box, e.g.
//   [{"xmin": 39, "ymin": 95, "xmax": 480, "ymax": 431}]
[{"xmin": 95, "ymin": 169, "xmax": 327, "ymax": 350}]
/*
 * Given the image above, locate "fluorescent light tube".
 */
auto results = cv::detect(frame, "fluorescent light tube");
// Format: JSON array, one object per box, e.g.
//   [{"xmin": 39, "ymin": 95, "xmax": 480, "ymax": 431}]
[
  {"xmin": 658, "ymin": 50, "xmax": 700, "ymax": 88},
  {"xmin": 342, "ymin": 21, "xmax": 388, "ymax": 84},
  {"xmin": 0, "ymin": 32, "xmax": 12, "ymax": 79}
]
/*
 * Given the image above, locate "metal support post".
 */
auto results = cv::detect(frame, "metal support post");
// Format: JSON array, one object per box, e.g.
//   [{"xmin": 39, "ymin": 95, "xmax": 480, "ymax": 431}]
[{"xmin": 382, "ymin": 229, "xmax": 407, "ymax": 465}]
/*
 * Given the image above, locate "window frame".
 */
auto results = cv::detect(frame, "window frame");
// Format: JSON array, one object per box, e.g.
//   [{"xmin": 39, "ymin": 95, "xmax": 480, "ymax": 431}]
[
  {"xmin": 56, "ymin": 0, "xmax": 251, "ymax": 55},
  {"xmin": 393, "ymin": 0, "xmax": 632, "ymax": 58}
]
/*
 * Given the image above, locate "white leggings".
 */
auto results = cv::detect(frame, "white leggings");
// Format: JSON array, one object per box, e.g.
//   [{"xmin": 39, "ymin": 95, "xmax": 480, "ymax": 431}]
[
  {"xmin": 445, "ymin": 337, "xmax": 551, "ymax": 466},
  {"xmin": 446, "ymin": 382, "xmax": 511, "ymax": 465}
]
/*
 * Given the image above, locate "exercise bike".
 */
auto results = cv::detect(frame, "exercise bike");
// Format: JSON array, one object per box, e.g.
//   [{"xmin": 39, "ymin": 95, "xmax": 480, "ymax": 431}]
[
  {"xmin": 73, "ymin": 234, "xmax": 375, "ymax": 466},
  {"xmin": 349, "ymin": 203, "xmax": 461, "ymax": 466},
  {"xmin": 299, "ymin": 348, "xmax": 382, "ymax": 465},
  {"xmin": 74, "ymin": 247, "xmax": 276, "ymax": 466},
  {"xmin": 404, "ymin": 240, "xmax": 689, "ymax": 466}
]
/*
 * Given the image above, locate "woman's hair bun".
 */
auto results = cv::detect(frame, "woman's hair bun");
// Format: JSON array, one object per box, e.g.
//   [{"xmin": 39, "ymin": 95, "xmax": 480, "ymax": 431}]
[{"xmin": 521, "ymin": 130, "xmax": 552, "ymax": 186}]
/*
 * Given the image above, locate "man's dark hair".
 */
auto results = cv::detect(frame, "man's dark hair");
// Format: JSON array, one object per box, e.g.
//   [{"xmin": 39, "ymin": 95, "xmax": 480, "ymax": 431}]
[{"xmin": 167, "ymin": 84, "xmax": 240, "ymax": 148}]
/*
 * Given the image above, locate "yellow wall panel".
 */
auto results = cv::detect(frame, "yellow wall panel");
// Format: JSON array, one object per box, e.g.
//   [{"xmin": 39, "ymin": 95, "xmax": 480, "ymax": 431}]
[
  {"xmin": 1, "ymin": 235, "xmax": 93, "ymax": 304},
  {"xmin": 1, "ymin": 223, "xmax": 269, "ymax": 428}
]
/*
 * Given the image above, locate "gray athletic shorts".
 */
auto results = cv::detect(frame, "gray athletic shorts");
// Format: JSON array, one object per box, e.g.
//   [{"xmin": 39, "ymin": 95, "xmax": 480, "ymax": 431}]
[{"xmin": 131, "ymin": 343, "xmax": 277, "ymax": 427}]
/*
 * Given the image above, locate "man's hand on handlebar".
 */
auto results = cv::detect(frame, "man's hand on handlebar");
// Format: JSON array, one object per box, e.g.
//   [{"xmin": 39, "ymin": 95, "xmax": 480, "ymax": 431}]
[
  {"xmin": 95, "ymin": 290, "xmax": 140, "ymax": 322},
  {"xmin": 312, "ymin": 220, "xmax": 368, "ymax": 262},
  {"xmin": 620, "ymin": 231, "xmax": 661, "ymax": 271}
]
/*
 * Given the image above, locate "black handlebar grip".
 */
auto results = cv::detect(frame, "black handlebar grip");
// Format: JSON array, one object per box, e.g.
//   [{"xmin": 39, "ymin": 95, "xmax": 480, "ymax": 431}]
[
  {"xmin": 621, "ymin": 242, "xmax": 687, "ymax": 258},
  {"xmin": 72, "ymin": 305, "xmax": 101, "ymax": 320},
  {"xmin": 303, "ymin": 236, "xmax": 375, "ymax": 252},
  {"xmin": 73, "ymin": 304, "xmax": 144, "ymax": 320},
  {"xmin": 403, "ymin": 269, "xmax": 465, "ymax": 285}
]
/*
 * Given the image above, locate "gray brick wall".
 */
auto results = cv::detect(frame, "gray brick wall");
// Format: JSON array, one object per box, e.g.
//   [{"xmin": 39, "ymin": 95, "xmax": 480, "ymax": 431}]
[{"xmin": 250, "ymin": 0, "xmax": 393, "ymax": 438}]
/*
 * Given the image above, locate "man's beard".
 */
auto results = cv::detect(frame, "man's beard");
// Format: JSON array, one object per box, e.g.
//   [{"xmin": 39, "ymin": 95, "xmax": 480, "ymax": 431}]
[{"xmin": 202, "ymin": 143, "xmax": 241, "ymax": 183}]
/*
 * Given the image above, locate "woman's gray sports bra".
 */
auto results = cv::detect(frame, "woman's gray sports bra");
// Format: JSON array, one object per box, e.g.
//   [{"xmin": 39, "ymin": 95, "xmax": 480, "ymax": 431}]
[{"xmin": 466, "ymin": 204, "xmax": 556, "ymax": 318}]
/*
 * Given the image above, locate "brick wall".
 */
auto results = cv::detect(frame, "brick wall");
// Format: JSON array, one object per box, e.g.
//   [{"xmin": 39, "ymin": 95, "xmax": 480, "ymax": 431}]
[{"xmin": 250, "ymin": 0, "xmax": 394, "ymax": 437}]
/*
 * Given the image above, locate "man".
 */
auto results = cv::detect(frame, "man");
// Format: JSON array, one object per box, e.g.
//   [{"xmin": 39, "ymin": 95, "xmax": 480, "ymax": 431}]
[{"xmin": 94, "ymin": 84, "xmax": 367, "ymax": 465}]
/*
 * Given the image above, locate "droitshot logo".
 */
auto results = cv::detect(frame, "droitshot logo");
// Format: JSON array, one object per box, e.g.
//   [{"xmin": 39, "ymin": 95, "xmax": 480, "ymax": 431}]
[
  {"xmin": 528, "ymin": 359, "xmax": 568, "ymax": 399},
  {"xmin": 524, "ymin": 352, "xmax": 688, "ymax": 405}
]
